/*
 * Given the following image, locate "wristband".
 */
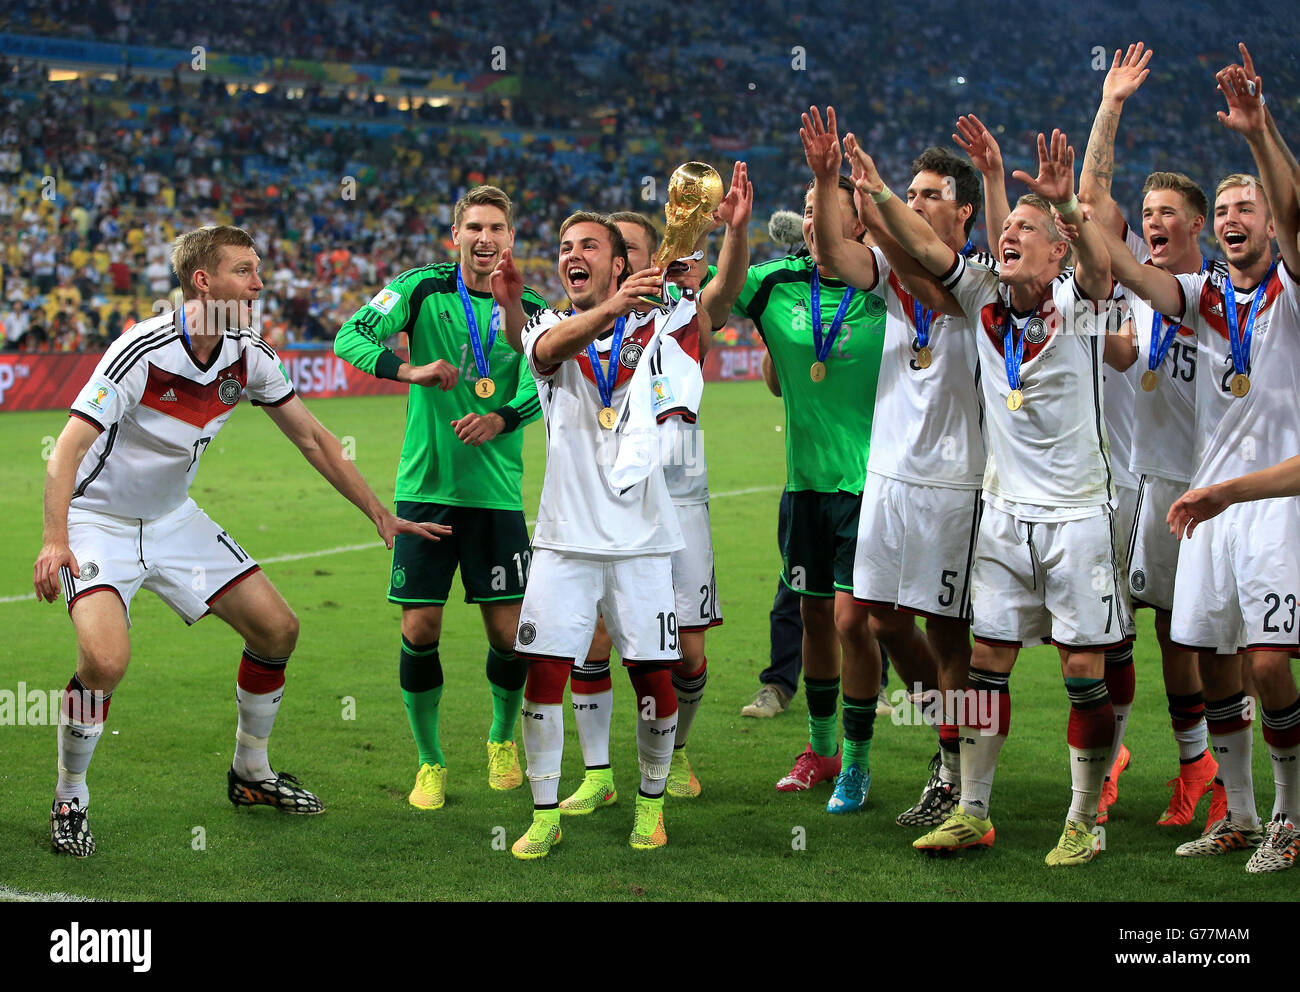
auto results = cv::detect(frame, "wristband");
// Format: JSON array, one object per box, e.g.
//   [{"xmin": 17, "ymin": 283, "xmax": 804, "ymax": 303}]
[
  {"xmin": 375, "ymin": 350, "xmax": 404, "ymax": 381},
  {"xmin": 1053, "ymin": 194, "xmax": 1080, "ymax": 216},
  {"xmin": 493, "ymin": 405, "xmax": 522, "ymax": 434},
  {"xmin": 869, "ymin": 185, "xmax": 893, "ymax": 204}
]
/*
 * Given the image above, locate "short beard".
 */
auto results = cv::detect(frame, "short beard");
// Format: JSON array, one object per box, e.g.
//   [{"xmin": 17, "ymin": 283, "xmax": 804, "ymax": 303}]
[{"xmin": 1229, "ymin": 241, "xmax": 1267, "ymax": 276}]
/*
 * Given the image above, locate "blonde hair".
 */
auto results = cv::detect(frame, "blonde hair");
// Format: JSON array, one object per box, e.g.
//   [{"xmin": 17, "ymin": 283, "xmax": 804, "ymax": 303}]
[
  {"xmin": 1215, "ymin": 174, "xmax": 1269, "ymax": 213},
  {"xmin": 170, "ymin": 225, "xmax": 256, "ymax": 297},
  {"xmin": 1014, "ymin": 194, "xmax": 1073, "ymax": 267}
]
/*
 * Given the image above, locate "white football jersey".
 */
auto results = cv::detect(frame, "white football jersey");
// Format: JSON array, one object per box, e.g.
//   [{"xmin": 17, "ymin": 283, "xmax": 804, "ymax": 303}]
[
  {"xmin": 660, "ymin": 312, "xmax": 709, "ymax": 505},
  {"xmin": 522, "ymin": 307, "xmax": 685, "ymax": 557},
  {"xmin": 944, "ymin": 255, "xmax": 1114, "ymax": 518},
  {"xmin": 1118, "ymin": 225, "xmax": 1198, "ymax": 484},
  {"xmin": 861, "ymin": 246, "xmax": 987, "ymax": 489},
  {"xmin": 68, "ymin": 311, "xmax": 294, "ymax": 521},
  {"xmin": 1176, "ymin": 258, "xmax": 1300, "ymax": 489}
]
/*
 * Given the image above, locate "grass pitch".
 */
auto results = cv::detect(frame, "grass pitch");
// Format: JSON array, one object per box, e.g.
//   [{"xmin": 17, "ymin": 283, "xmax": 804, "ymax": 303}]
[{"xmin": 0, "ymin": 383, "xmax": 1292, "ymax": 901}]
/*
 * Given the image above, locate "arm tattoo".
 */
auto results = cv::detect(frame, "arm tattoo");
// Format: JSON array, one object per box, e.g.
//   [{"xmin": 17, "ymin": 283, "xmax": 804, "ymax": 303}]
[{"xmin": 1084, "ymin": 108, "xmax": 1120, "ymax": 196}]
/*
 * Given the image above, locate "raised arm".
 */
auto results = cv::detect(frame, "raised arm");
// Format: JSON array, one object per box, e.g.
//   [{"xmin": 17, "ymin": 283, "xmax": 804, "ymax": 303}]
[
  {"xmin": 801, "ymin": 107, "xmax": 879, "ymax": 289},
  {"xmin": 853, "ymin": 193, "xmax": 963, "ymax": 316},
  {"xmin": 843, "ymin": 132, "xmax": 957, "ymax": 279},
  {"xmin": 700, "ymin": 161, "xmax": 753, "ymax": 333},
  {"xmin": 953, "ymin": 113, "xmax": 1010, "ymax": 249},
  {"xmin": 1240, "ymin": 43, "xmax": 1300, "ymax": 214},
  {"xmin": 1217, "ymin": 51, "xmax": 1300, "ymax": 275},
  {"xmin": 1012, "ymin": 130, "xmax": 1110, "ymax": 301},
  {"xmin": 1080, "ymin": 43, "xmax": 1153, "ymax": 238}
]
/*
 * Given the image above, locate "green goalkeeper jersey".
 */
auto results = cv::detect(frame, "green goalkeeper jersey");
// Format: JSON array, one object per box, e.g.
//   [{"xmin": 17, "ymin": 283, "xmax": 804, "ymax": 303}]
[
  {"xmin": 334, "ymin": 262, "xmax": 548, "ymax": 509},
  {"xmin": 734, "ymin": 254, "xmax": 886, "ymax": 494}
]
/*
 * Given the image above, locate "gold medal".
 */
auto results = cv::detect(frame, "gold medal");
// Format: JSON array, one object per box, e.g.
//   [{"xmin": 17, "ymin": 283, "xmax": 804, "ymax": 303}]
[
  {"xmin": 1006, "ymin": 389, "xmax": 1024, "ymax": 412},
  {"xmin": 1141, "ymin": 370, "xmax": 1158, "ymax": 392},
  {"xmin": 1230, "ymin": 373, "xmax": 1251, "ymax": 397},
  {"xmin": 810, "ymin": 361, "xmax": 827, "ymax": 382},
  {"xmin": 916, "ymin": 346, "xmax": 933, "ymax": 369},
  {"xmin": 474, "ymin": 377, "xmax": 495, "ymax": 399},
  {"xmin": 598, "ymin": 406, "xmax": 618, "ymax": 429}
]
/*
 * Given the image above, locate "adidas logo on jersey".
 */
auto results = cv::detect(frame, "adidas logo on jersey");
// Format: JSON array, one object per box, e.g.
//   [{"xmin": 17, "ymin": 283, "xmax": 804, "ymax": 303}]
[{"xmin": 160, "ymin": 388, "xmax": 178, "ymax": 402}]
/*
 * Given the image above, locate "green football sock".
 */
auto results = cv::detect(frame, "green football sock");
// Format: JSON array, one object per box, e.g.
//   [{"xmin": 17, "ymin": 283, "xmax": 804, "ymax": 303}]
[
  {"xmin": 486, "ymin": 646, "xmax": 527, "ymax": 743},
  {"xmin": 805, "ymin": 676, "xmax": 840, "ymax": 757},
  {"xmin": 842, "ymin": 693, "xmax": 879, "ymax": 768},
  {"xmin": 400, "ymin": 636, "xmax": 444, "ymax": 767}
]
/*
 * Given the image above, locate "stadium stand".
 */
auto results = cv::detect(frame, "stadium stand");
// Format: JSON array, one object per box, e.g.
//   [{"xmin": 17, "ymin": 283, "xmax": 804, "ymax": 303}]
[{"xmin": 2, "ymin": 0, "xmax": 1298, "ymax": 351}]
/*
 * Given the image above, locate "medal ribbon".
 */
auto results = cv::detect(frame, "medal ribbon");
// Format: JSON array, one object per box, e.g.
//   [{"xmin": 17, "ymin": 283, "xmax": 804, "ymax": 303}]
[
  {"xmin": 1224, "ymin": 261, "xmax": 1275, "ymax": 379},
  {"xmin": 810, "ymin": 266, "xmax": 855, "ymax": 363},
  {"xmin": 1003, "ymin": 310, "xmax": 1028, "ymax": 392},
  {"xmin": 913, "ymin": 241, "xmax": 974, "ymax": 350},
  {"xmin": 1149, "ymin": 257, "xmax": 1209, "ymax": 373},
  {"xmin": 456, "ymin": 265, "xmax": 499, "ymax": 383},
  {"xmin": 585, "ymin": 316, "xmax": 627, "ymax": 410}
]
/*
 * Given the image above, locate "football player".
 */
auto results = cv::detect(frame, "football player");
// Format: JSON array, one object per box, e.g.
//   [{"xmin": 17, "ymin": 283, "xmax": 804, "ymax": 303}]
[{"xmin": 36, "ymin": 225, "xmax": 448, "ymax": 856}]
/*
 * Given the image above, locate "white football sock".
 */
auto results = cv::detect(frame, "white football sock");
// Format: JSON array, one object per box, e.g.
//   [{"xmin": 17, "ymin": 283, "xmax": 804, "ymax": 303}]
[
  {"xmin": 1068, "ymin": 744, "xmax": 1110, "ymax": 826},
  {"xmin": 233, "ymin": 685, "xmax": 282, "ymax": 781},
  {"xmin": 521, "ymin": 700, "xmax": 564, "ymax": 807}
]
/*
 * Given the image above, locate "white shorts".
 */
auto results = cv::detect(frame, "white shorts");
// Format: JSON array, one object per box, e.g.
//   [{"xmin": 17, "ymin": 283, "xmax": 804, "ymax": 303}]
[
  {"xmin": 852, "ymin": 473, "xmax": 981, "ymax": 621},
  {"xmin": 61, "ymin": 498, "xmax": 261, "ymax": 626},
  {"xmin": 970, "ymin": 502, "xmax": 1135, "ymax": 650},
  {"xmin": 671, "ymin": 502, "xmax": 722, "ymax": 632},
  {"xmin": 1170, "ymin": 498, "xmax": 1300, "ymax": 654},
  {"xmin": 515, "ymin": 549, "xmax": 681, "ymax": 664},
  {"xmin": 1127, "ymin": 474, "xmax": 1186, "ymax": 612}
]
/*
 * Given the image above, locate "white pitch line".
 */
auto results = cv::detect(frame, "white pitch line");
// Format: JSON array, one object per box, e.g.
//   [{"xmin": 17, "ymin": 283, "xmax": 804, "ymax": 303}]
[
  {"xmin": 1, "ymin": 484, "xmax": 783, "ymax": 605},
  {"xmin": 0, "ymin": 884, "xmax": 99, "ymax": 902}
]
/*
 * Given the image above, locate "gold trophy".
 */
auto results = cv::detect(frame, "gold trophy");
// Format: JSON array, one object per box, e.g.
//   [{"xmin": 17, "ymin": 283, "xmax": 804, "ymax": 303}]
[{"xmin": 640, "ymin": 161, "xmax": 724, "ymax": 312}]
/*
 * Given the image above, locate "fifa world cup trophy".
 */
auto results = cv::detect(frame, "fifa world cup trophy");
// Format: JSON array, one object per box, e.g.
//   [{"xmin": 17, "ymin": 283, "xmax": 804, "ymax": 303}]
[{"xmin": 640, "ymin": 161, "xmax": 723, "ymax": 311}]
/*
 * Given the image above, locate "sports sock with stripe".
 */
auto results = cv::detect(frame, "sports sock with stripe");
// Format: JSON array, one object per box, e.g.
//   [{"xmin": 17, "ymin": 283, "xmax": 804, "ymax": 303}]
[
  {"xmin": 1205, "ymin": 691, "xmax": 1258, "ymax": 829},
  {"xmin": 56, "ymin": 674, "xmax": 112, "ymax": 807},
  {"xmin": 629, "ymin": 666, "xmax": 677, "ymax": 795},
  {"xmin": 959, "ymin": 667, "xmax": 1010, "ymax": 819},
  {"xmin": 1065, "ymin": 676, "xmax": 1114, "ymax": 826},
  {"xmin": 399, "ymin": 637, "xmax": 444, "ymax": 769},
  {"xmin": 570, "ymin": 657, "xmax": 613, "ymax": 770},
  {"xmin": 521, "ymin": 662, "xmax": 569, "ymax": 808},
  {"xmin": 841, "ymin": 693, "xmax": 877, "ymax": 769},
  {"xmin": 1102, "ymin": 644, "xmax": 1134, "ymax": 780},
  {"xmin": 486, "ymin": 645, "xmax": 528, "ymax": 743},
  {"xmin": 1261, "ymin": 697, "xmax": 1300, "ymax": 823},
  {"xmin": 234, "ymin": 646, "xmax": 288, "ymax": 781},
  {"xmin": 1168, "ymin": 691, "xmax": 1209, "ymax": 763},
  {"xmin": 805, "ymin": 675, "xmax": 840, "ymax": 758},
  {"xmin": 671, "ymin": 659, "xmax": 707, "ymax": 749}
]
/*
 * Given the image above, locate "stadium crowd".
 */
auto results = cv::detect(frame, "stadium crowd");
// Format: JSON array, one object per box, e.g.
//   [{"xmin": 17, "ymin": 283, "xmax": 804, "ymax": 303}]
[{"xmin": 2, "ymin": 0, "xmax": 1299, "ymax": 353}]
